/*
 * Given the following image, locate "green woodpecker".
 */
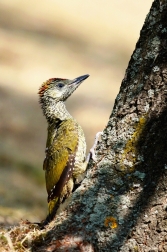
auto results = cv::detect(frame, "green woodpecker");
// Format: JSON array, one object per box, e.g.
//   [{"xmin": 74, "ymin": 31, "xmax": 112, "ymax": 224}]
[{"xmin": 39, "ymin": 74, "xmax": 89, "ymax": 225}]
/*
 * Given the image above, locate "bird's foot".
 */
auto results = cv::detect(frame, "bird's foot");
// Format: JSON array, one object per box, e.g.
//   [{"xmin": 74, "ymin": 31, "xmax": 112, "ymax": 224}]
[{"xmin": 86, "ymin": 131, "xmax": 103, "ymax": 163}]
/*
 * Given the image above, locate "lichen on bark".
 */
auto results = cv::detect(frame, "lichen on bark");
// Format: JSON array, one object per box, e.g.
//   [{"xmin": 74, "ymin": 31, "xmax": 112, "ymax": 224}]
[{"xmin": 32, "ymin": 1, "xmax": 167, "ymax": 251}]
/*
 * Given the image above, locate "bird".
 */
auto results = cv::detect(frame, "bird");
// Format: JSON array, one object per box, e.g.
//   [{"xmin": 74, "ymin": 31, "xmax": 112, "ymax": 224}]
[{"xmin": 38, "ymin": 74, "xmax": 90, "ymax": 226}]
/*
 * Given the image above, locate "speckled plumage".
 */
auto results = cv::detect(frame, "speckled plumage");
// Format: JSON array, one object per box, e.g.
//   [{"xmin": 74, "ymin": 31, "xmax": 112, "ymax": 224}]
[{"xmin": 38, "ymin": 75, "xmax": 89, "ymax": 225}]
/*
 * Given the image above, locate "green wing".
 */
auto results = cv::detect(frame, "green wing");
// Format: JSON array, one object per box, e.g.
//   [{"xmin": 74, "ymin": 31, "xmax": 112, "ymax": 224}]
[{"xmin": 44, "ymin": 119, "xmax": 78, "ymax": 200}]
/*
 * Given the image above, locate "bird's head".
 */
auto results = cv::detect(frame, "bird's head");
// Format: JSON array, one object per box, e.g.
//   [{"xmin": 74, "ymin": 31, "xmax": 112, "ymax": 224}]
[{"xmin": 39, "ymin": 74, "xmax": 89, "ymax": 103}]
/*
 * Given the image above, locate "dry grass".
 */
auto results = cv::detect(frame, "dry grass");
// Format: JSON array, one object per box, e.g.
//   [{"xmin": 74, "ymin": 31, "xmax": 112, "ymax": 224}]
[{"xmin": 0, "ymin": 221, "xmax": 46, "ymax": 252}]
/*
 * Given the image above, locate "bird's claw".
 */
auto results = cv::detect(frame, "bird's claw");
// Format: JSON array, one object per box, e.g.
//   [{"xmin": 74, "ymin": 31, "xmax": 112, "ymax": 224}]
[{"xmin": 88, "ymin": 131, "xmax": 103, "ymax": 163}]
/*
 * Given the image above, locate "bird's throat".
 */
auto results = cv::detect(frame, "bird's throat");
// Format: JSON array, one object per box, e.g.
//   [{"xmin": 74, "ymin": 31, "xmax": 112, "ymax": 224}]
[{"xmin": 42, "ymin": 100, "xmax": 72, "ymax": 123}]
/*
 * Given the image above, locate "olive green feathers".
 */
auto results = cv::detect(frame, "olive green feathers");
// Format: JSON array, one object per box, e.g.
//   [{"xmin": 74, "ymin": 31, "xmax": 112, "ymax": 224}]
[{"xmin": 39, "ymin": 74, "xmax": 89, "ymax": 226}]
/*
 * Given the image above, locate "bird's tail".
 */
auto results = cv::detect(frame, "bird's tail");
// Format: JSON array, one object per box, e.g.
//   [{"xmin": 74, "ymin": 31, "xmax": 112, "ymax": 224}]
[
  {"xmin": 48, "ymin": 197, "xmax": 60, "ymax": 218},
  {"xmin": 40, "ymin": 197, "xmax": 60, "ymax": 228}
]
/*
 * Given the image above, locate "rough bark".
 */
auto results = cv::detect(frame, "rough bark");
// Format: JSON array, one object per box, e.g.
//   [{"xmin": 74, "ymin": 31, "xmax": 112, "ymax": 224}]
[{"xmin": 32, "ymin": 1, "xmax": 167, "ymax": 251}]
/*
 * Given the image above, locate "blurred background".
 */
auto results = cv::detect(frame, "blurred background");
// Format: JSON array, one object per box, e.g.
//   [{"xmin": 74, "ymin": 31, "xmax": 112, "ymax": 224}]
[{"xmin": 0, "ymin": 0, "xmax": 153, "ymax": 226}]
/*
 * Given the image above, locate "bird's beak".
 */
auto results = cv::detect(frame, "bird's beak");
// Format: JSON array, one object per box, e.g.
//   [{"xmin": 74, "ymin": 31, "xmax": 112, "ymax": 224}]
[
  {"xmin": 63, "ymin": 74, "xmax": 89, "ymax": 101},
  {"xmin": 70, "ymin": 74, "xmax": 90, "ymax": 86}
]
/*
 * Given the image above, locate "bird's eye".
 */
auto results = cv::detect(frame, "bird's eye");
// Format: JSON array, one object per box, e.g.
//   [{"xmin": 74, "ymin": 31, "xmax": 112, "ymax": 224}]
[{"xmin": 57, "ymin": 83, "xmax": 65, "ymax": 88}]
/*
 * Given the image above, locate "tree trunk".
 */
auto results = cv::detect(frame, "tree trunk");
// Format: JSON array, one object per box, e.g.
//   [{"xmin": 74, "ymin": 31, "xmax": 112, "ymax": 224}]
[{"xmin": 33, "ymin": 1, "xmax": 167, "ymax": 251}]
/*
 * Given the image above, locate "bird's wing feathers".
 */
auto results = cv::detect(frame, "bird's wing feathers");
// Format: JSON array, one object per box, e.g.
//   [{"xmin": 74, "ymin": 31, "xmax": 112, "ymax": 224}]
[
  {"xmin": 48, "ymin": 152, "xmax": 75, "ymax": 202},
  {"xmin": 44, "ymin": 119, "xmax": 78, "ymax": 201}
]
